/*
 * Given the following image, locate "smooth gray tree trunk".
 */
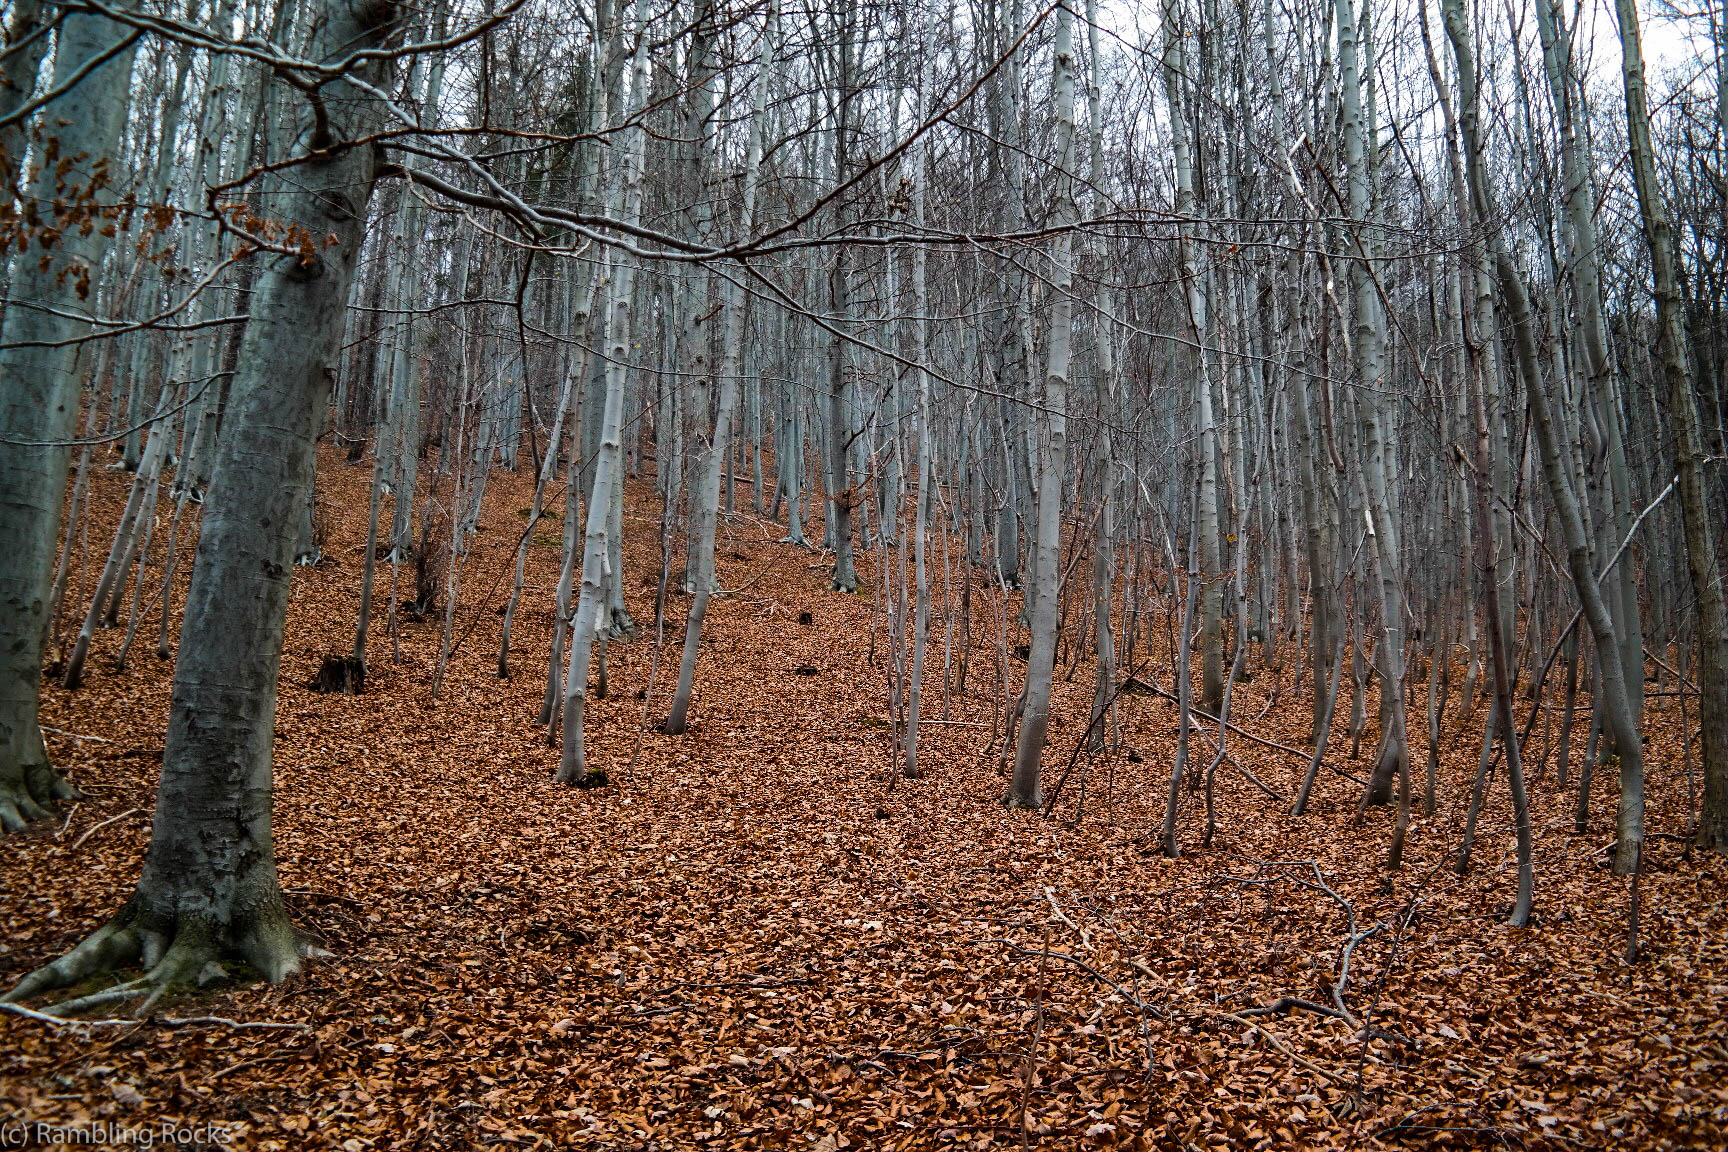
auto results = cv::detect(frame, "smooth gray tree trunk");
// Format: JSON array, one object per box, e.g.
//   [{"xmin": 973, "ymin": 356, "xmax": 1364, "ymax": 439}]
[
  {"xmin": 1006, "ymin": 0, "xmax": 1076, "ymax": 810},
  {"xmin": 558, "ymin": 0, "xmax": 651, "ymax": 787},
  {"xmin": 1445, "ymin": 0, "xmax": 1641, "ymax": 876},
  {"xmin": 6, "ymin": 0, "xmax": 398, "ymax": 1001},
  {"xmin": 1612, "ymin": 0, "xmax": 1728, "ymax": 855},
  {"xmin": 667, "ymin": 6, "xmax": 775, "ymax": 735},
  {"xmin": 0, "ymin": 10, "xmax": 138, "ymax": 833}
]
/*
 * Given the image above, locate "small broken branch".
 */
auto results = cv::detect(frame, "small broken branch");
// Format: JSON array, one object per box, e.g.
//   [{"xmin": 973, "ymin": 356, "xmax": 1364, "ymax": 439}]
[{"xmin": 1, "ymin": 1003, "xmax": 310, "ymax": 1031}]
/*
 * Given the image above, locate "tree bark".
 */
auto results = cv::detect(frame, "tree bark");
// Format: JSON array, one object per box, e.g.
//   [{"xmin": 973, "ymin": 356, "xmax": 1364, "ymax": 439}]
[
  {"xmin": 558, "ymin": 0, "xmax": 651, "ymax": 787},
  {"xmin": 1006, "ymin": 0, "xmax": 1076, "ymax": 810},
  {"xmin": 1444, "ymin": 0, "xmax": 1642, "ymax": 875},
  {"xmin": 1612, "ymin": 0, "xmax": 1728, "ymax": 854},
  {"xmin": 667, "ymin": 5, "xmax": 775, "ymax": 735},
  {"xmin": 6, "ymin": 0, "xmax": 400, "ymax": 1003},
  {"xmin": 1161, "ymin": 0, "xmax": 1225, "ymax": 718},
  {"xmin": 0, "ymin": 9, "xmax": 138, "ymax": 833}
]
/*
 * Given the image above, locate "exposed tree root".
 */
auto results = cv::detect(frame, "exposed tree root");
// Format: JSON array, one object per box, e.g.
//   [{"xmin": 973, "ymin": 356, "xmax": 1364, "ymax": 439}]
[
  {"xmin": 47, "ymin": 976, "xmax": 156, "ymax": 1017},
  {"xmin": 2, "ymin": 895, "xmax": 312, "ymax": 1015},
  {"xmin": 607, "ymin": 607, "xmax": 638, "ymax": 640},
  {"xmin": 0, "ymin": 756, "xmax": 81, "ymax": 834},
  {"xmin": 1359, "ymin": 741, "xmax": 1402, "ymax": 808}
]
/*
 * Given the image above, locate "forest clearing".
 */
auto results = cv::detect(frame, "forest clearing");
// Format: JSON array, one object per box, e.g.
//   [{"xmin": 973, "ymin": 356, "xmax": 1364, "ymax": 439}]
[{"xmin": 3, "ymin": 0, "xmax": 1728, "ymax": 1146}]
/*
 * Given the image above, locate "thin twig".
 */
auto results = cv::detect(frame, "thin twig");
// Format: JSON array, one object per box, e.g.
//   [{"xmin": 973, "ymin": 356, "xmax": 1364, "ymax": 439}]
[
  {"xmin": 1214, "ymin": 1010, "xmax": 1345, "ymax": 1083},
  {"xmin": 1, "ymin": 1003, "xmax": 309, "ymax": 1031},
  {"xmin": 1044, "ymin": 887, "xmax": 1092, "ymax": 950},
  {"xmin": 68, "ymin": 808, "xmax": 141, "ymax": 852},
  {"xmin": 42, "ymin": 726, "xmax": 113, "ymax": 743},
  {"xmin": 1142, "ymin": 680, "xmax": 1365, "ymax": 781},
  {"xmin": 1235, "ymin": 996, "xmax": 1351, "ymax": 1023},
  {"xmin": 988, "ymin": 940, "xmax": 1162, "ymax": 1014},
  {"xmin": 1019, "ymin": 925, "xmax": 1051, "ymax": 1152}
]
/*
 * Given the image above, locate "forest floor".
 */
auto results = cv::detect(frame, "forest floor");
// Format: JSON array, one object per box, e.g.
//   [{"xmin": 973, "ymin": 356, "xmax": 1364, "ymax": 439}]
[{"xmin": 2, "ymin": 447, "xmax": 1726, "ymax": 1152}]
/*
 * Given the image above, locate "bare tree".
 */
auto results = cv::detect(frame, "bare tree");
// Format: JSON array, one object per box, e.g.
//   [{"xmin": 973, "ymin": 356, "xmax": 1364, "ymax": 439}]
[
  {"xmin": 5, "ymin": 0, "xmax": 400, "ymax": 1002},
  {"xmin": 0, "ymin": 7, "xmax": 138, "ymax": 833}
]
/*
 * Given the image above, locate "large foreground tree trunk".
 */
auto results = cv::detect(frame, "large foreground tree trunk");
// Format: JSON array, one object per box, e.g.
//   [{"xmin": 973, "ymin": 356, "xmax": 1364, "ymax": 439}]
[
  {"xmin": 0, "ymin": 10, "xmax": 138, "ymax": 833},
  {"xmin": 6, "ymin": 0, "xmax": 399, "ymax": 1006},
  {"xmin": 1339, "ymin": 0, "xmax": 1411, "ymax": 810},
  {"xmin": 1533, "ymin": 0, "xmax": 1645, "ymax": 742},
  {"xmin": 1159, "ymin": 0, "xmax": 1225, "ymax": 719}
]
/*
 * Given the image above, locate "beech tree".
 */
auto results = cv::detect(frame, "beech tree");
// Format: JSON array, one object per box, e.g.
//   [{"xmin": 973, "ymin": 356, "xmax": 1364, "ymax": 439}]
[
  {"xmin": 1612, "ymin": 0, "xmax": 1728, "ymax": 855},
  {"xmin": 1004, "ymin": 0, "xmax": 1075, "ymax": 810},
  {"xmin": 5, "ymin": 0, "xmax": 400, "ymax": 1002},
  {"xmin": 2, "ymin": 0, "xmax": 1725, "ymax": 1001},
  {"xmin": 0, "ymin": 7, "xmax": 137, "ymax": 833}
]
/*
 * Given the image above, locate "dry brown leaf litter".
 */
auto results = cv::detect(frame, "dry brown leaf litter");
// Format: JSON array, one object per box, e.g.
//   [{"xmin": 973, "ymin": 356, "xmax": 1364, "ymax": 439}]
[{"xmin": 1, "ymin": 449, "xmax": 1725, "ymax": 1151}]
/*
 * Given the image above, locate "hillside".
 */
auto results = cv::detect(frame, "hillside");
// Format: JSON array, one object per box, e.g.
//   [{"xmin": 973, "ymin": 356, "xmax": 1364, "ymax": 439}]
[{"xmin": 2, "ymin": 450, "xmax": 1724, "ymax": 1151}]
